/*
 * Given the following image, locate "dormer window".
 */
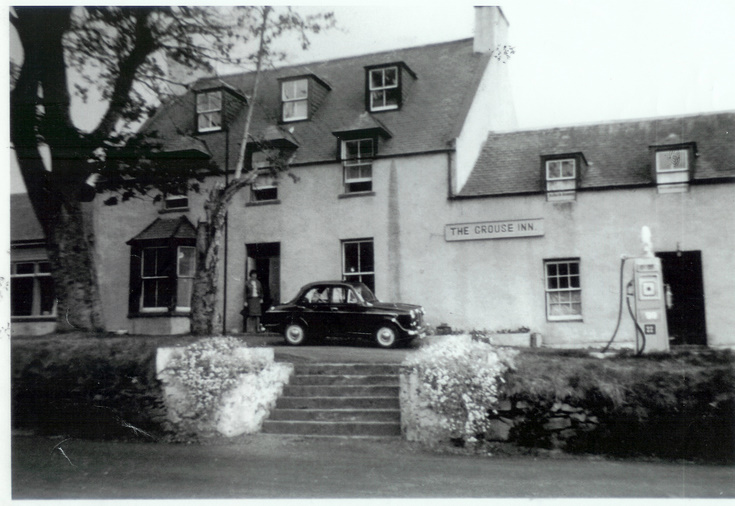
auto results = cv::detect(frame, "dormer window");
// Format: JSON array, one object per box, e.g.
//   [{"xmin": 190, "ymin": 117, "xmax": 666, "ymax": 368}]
[
  {"xmin": 281, "ymin": 78, "xmax": 309, "ymax": 122},
  {"xmin": 651, "ymin": 142, "xmax": 694, "ymax": 193},
  {"xmin": 196, "ymin": 90, "xmax": 222, "ymax": 132},
  {"xmin": 364, "ymin": 62, "xmax": 416, "ymax": 113},
  {"xmin": 541, "ymin": 152, "xmax": 586, "ymax": 202},
  {"xmin": 369, "ymin": 67, "xmax": 399, "ymax": 111},
  {"xmin": 164, "ymin": 193, "xmax": 189, "ymax": 211},
  {"xmin": 342, "ymin": 138, "xmax": 374, "ymax": 193}
]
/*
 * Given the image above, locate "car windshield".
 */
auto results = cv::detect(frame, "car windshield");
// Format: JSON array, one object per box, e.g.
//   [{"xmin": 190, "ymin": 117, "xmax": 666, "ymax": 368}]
[{"xmin": 352, "ymin": 283, "xmax": 378, "ymax": 303}]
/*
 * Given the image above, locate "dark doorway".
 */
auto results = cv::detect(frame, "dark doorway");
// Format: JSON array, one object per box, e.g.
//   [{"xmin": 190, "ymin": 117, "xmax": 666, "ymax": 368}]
[
  {"xmin": 656, "ymin": 250, "xmax": 707, "ymax": 346},
  {"xmin": 246, "ymin": 242, "xmax": 281, "ymax": 310}
]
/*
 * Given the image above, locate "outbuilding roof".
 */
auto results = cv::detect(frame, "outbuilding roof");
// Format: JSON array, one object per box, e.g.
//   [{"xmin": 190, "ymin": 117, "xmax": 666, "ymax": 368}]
[
  {"xmin": 126, "ymin": 215, "xmax": 197, "ymax": 244},
  {"xmin": 10, "ymin": 193, "xmax": 45, "ymax": 244},
  {"xmin": 143, "ymin": 38, "xmax": 492, "ymax": 169},
  {"xmin": 460, "ymin": 112, "xmax": 735, "ymax": 197}
]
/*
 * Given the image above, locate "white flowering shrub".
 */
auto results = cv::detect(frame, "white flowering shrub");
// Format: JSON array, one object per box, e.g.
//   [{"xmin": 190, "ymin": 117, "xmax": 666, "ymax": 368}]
[
  {"xmin": 403, "ymin": 335, "xmax": 517, "ymax": 442},
  {"xmin": 164, "ymin": 337, "xmax": 268, "ymax": 425}
]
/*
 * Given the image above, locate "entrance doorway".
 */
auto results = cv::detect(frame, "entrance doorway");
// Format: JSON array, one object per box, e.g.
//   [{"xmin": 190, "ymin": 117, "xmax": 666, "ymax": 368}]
[
  {"xmin": 246, "ymin": 242, "xmax": 281, "ymax": 311},
  {"xmin": 656, "ymin": 250, "xmax": 707, "ymax": 346}
]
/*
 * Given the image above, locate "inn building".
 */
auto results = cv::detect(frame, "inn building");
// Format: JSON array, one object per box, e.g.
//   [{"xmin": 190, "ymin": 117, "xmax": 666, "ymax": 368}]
[{"xmin": 10, "ymin": 7, "xmax": 735, "ymax": 349}]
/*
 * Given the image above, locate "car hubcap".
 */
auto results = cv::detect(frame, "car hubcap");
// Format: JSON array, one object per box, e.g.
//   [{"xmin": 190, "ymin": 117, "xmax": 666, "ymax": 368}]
[
  {"xmin": 377, "ymin": 327, "xmax": 395, "ymax": 346},
  {"xmin": 287, "ymin": 326, "xmax": 304, "ymax": 343}
]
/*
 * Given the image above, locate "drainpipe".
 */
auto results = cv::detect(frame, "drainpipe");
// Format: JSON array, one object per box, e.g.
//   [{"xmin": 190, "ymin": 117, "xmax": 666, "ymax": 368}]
[{"xmin": 222, "ymin": 127, "xmax": 230, "ymax": 334}]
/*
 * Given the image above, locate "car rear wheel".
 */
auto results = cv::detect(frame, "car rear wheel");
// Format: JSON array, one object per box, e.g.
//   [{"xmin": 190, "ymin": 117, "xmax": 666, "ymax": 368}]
[
  {"xmin": 284, "ymin": 323, "xmax": 307, "ymax": 346},
  {"xmin": 374, "ymin": 324, "xmax": 399, "ymax": 349}
]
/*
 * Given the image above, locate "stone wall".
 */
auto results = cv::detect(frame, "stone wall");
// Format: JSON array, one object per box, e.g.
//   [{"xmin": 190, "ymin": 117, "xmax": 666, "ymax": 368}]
[{"xmin": 157, "ymin": 346, "xmax": 293, "ymax": 437}]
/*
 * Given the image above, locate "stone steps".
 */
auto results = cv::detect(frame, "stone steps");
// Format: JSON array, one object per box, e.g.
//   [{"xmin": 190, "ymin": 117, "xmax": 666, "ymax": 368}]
[{"xmin": 262, "ymin": 363, "xmax": 402, "ymax": 437}]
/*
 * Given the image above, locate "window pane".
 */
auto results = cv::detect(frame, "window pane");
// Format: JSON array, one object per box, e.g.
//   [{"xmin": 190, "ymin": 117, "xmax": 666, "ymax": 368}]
[
  {"xmin": 360, "ymin": 241, "xmax": 374, "ymax": 272},
  {"xmin": 371, "ymin": 90, "xmax": 384, "ymax": 108},
  {"xmin": 157, "ymin": 249, "xmax": 173, "ymax": 277},
  {"xmin": 11, "ymin": 277, "xmax": 34, "ymax": 316},
  {"xmin": 177, "ymin": 278, "xmax": 193, "ymax": 308},
  {"xmin": 561, "ymin": 160, "xmax": 575, "ymax": 178},
  {"xmin": 16, "ymin": 263, "xmax": 35, "ymax": 275},
  {"xmin": 178, "ymin": 247, "xmax": 196, "ymax": 277},
  {"xmin": 384, "ymin": 88, "xmax": 399, "ymax": 108},
  {"xmin": 384, "ymin": 67, "xmax": 397, "ymax": 86},
  {"xmin": 370, "ymin": 69, "xmax": 384, "ymax": 89},
  {"xmin": 546, "ymin": 263, "xmax": 558, "ymax": 277},
  {"xmin": 142, "ymin": 249, "xmax": 158, "ymax": 277},
  {"xmin": 359, "ymin": 139, "xmax": 374, "ymax": 158},
  {"xmin": 344, "ymin": 242, "xmax": 359, "ymax": 273},
  {"xmin": 39, "ymin": 276, "xmax": 55, "ymax": 315},
  {"xmin": 38, "ymin": 262, "xmax": 52, "ymax": 273}
]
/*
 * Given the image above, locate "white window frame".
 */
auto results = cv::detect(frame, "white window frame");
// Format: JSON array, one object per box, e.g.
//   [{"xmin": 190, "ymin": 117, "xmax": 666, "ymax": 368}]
[
  {"xmin": 281, "ymin": 78, "xmax": 309, "ymax": 122},
  {"xmin": 11, "ymin": 261, "xmax": 56, "ymax": 318},
  {"xmin": 342, "ymin": 238, "xmax": 375, "ymax": 291},
  {"xmin": 140, "ymin": 246, "xmax": 170, "ymax": 312},
  {"xmin": 175, "ymin": 246, "xmax": 196, "ymax": 311},
  {"xmin": 544, "ymin": 259, "xmax": 582, "ymax": 321},
  {"xmin": 342, "ymin": 139, "xmax": 374, "ymax": 193},
  {"xmin": 196, "ymin": 90, "xmax": 222, "ymax": 132},
  {"xmin": 164, "ymin": 193, "xmax": 189, "ymax": 210},
  {"xmin": 369, "ymin": 67, "xmax": 399, "ymax": 111},
  {"xmin": 655, "ymin": 149, "xmax": 689, "ymax": 173},
  {"xmin": 251, "ymin": 170, "xmax": 278, "ymax": 202}
]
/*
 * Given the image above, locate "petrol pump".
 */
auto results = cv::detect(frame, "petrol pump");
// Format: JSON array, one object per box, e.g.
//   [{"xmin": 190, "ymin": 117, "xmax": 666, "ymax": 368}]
[{"xmin": 603, "ymin": 226, "xmax": 670, "ymax": 354}]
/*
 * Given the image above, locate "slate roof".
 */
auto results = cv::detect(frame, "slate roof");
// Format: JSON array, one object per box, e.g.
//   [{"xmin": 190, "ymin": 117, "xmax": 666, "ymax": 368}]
[
  {"xmin": 10, "ymin": 193, "xmax": 45, "ymax": 243},
  {"xmin": 460, "ymin": 112, "xmax": 735, "ymax": 197},
  {"xmin": 127, "ymin": 216, "xmax": 197, "ymax": 243},
  {"xmin": 143, "ymin": 38, "xmax": 492, "ymax": 169}
]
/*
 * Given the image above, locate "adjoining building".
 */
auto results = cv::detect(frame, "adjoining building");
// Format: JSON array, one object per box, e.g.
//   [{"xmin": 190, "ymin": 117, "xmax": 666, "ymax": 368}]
[{"xmin": 11, "ymin": 6, "xmax": 735, "ymax": 349}]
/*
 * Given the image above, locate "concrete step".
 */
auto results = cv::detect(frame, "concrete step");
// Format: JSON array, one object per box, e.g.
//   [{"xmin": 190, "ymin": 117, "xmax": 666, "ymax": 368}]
[
  {"xmin": 268, "ymin": 409, "xmax": 401, "ymax": 423},
  {"xmin": 275, "ymin": 396, "xmax": 400, "ymax": 410},
  {"xmin": 283, "ymin": 384, "xmax": 400, "ymax": 397},
  {"xmin": 261, "ymin": 420, "xmax": 401, "ymax": 437},
  {"xmin": 290, "ymin": 374, "xmax": 399, "ymax": 386},
  {"xmin": 292, "ymin": 363, "xmax": 401, "ymax": 376}
]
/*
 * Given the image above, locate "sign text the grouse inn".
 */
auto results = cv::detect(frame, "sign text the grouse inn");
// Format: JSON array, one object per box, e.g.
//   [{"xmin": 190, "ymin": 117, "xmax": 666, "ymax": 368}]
[{"xmin": 444, "ymin": 218, "xmax": 544, "ymax": 241}]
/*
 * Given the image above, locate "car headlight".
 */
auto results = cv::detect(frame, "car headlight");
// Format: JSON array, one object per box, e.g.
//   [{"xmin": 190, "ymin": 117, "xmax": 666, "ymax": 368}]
[{"xmin": 410, "ymin": 309, "xmax": 416, "ymax": 319}]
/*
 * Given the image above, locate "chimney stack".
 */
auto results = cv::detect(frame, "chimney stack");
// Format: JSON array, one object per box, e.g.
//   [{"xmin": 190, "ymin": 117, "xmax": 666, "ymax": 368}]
[{"xmin": 474, "ymin": 6, "xmax": 509, "ymax": 54}]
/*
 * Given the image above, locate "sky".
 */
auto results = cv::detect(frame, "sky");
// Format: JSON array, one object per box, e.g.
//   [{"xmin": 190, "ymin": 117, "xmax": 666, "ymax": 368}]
[{"xmin": 7, "ymin": 0, "xmax": 735, "ymax": 193}]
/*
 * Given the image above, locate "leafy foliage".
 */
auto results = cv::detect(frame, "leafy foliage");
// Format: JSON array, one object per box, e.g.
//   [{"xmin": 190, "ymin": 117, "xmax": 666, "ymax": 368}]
[
  {"xmin": 163, "ymin": 337, "xmax": 268, "ymax": 424},
  {"xmin": 403, "ymin": 335, "xmax": 517, "ymax": 442}
]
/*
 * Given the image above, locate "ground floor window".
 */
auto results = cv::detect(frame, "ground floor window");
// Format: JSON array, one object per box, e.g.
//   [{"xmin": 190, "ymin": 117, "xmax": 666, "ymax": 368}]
[
  {"xmin": 342, "ymin": 238, "xmax": 374, "ymax": 292},
  {"xmin": 544, "ymin": 259, "xmax": 582, "ymax": 320},
  {"xmin": 11, "ymin": 261, "xmax": 55, "ymax": 318},
  {"xmin": 130, "ymin": 244, "xmax": 196, "ymax": 314}
]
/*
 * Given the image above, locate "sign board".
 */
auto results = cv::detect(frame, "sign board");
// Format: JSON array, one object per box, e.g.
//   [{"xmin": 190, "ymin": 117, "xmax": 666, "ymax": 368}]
[{"xmin": 445, "ymin": 218, "xmax": 544, "ymax": 242}]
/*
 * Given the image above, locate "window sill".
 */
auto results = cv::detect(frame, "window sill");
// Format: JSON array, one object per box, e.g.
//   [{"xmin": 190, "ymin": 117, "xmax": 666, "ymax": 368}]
[
  {"xmin": 12, "ymin": 316, "xmax": 56, "ymax": 322},
  {"xmin": 159, "ymin": 208, "xmax": 190, "ymax": 214},
  {"xmin": 547, "ymin": 316, "xmax": 584, "ymax": 323},
  {"xmin": 128, "ymin": 311, "xmax": 191, "ymax": 319},
  {"xmin": 338, "ymin": 191, "xmax": 375, "ymax": 199},
  {"xmin": 246, "ymin": 199, "xmax": 281, "ymax": 207}
]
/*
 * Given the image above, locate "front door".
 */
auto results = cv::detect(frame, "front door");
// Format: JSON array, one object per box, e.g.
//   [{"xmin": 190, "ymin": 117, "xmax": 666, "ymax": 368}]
[
  {"xmin": 246, "ymin": 242, "xmax": 280, "ymax": 309},
  {"xmin": 656, "ymin": 251, "xmax": 707, "ymax": 346}
]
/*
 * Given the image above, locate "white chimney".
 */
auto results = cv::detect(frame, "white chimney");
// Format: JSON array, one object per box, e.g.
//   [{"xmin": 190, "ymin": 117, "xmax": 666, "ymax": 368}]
[{"xmin": 474, "ymin": 6, "xmax": 509, "ymax": 54}]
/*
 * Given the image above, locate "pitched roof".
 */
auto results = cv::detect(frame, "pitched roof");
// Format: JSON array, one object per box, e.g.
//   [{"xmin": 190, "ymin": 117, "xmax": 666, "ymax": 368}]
[
  {"xmin": 460, "ymin": 112, "xmax": 735, "ymax": 197},
  {"xmin": 127, "ymin": 216, "xmax": 197, "ymax": 243},
  {"xmin": 143, "ymin": 39, "xmax": 491, "ymax": 169},
  {"xmin": 11, "ymin": 193, "xmax": 45, "ymax": 243}
]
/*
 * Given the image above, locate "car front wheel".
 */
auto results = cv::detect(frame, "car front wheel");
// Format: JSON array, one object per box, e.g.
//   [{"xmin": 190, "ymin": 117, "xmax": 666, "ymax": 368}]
[
  {"xmin": 374, "ymin": 324, "xmax": 399, "ymax": 349},
  {"xmin": 284, "ymin": 323, "xmax": 307, "ymax": 346}
]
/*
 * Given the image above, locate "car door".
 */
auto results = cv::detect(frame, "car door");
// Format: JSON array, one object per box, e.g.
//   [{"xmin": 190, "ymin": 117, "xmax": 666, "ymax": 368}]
[
  {"xmin": 331, "ymin": 286, "xmax": 374, "ymax": 338},
  {"xmin": 300, "ymin": 285, "xmax": 341, "ymax": 338}
]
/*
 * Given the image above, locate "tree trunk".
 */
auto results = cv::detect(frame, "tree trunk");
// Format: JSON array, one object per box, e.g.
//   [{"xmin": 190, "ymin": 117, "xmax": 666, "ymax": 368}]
[
  {"xmin": 47, "ymin": 199, "xmax": 105, "ymax": 332},
  {"xmin": 190, "ymin": 219, "xmax": 225, "ymax": 336}
]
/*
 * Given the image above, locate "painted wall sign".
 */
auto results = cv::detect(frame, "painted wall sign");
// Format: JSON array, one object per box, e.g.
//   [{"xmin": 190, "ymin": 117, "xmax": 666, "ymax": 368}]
[{"xmin": 445, "ymin": 218, "xmax": 544, "ymax": 241}]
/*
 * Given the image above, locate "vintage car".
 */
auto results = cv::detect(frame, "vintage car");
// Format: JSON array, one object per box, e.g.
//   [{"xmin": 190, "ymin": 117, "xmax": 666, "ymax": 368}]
[{"xmin": 261, "ymin": 280, "xmax": 426, "ymax": 348}]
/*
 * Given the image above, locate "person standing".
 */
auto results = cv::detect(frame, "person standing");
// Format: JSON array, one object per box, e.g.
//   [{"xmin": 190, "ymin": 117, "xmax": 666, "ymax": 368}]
[{"xmin": 244, "ymin": 270, "xmax": 264, "ymax": 333}]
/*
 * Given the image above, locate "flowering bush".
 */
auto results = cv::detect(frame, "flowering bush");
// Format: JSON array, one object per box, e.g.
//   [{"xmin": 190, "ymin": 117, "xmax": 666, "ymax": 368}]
[
  {"xmin": 403, "ymin": 335, "xmax": 517, "ymax": 442},
  {"xmin": 164, "ymin": 336, "xmax": 268, "ymax": 425}
]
